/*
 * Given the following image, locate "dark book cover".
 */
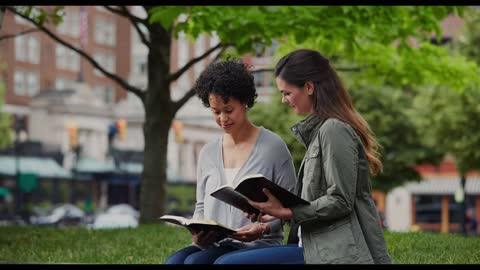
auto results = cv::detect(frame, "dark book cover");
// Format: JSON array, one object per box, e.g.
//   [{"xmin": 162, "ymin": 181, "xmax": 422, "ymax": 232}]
[{"xmin": 210, "ymin": 174, "xmax": 310, "ymax": 215}]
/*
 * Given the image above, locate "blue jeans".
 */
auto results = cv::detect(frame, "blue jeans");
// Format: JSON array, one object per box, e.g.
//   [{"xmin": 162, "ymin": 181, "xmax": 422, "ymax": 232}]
[
  {"xmin": 165, "ymin": 245, "xmax": 239, "ymax": 264},
  {"xmin": 214, "ymin": 244, "xmax": 304, "ymax": 264}
]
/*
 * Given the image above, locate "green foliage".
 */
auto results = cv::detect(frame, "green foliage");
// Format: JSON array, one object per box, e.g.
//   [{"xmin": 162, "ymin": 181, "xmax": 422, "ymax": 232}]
[
  {"xmin": 456, "ymin": 8, "xmax": 480, "ymax": 65},
  {"xmin": 1, "ymin": 226, "xmax": 480, "ymax": 264},
  {"xmin": 150, "ymin": 6, "xmax": 466, "ymax": 60},
  {"xmin": 166, "ymin": 184, "xmax": 195, "ymax": 215},
  {"xmin": 276, "ymin": 7, "xmax": 479, "ymax": 93},
  {"xmin": 268, "ymin": 6, "xmax": 479, "ymax": 191},
  {"xmin": 14, "ymin": 6, "xmax": 64, "ymax": 26},
  {"xmin": 348, "ymin": 83, "xmax": 443, "ymax": 192},
  {"xmin": 411, "ymin": 86, "xmax": 480, "ymax": 174},
  {"xmin": 410, "ymin": 8, "xmax": 480, "ymax": 175},
  {"xmin": 0, "ymin": 76, "xmax": 12, "ymax": 148},
  {"xmin": 148, "ymin": 6, "xmax": 188, "ymax": 30}
]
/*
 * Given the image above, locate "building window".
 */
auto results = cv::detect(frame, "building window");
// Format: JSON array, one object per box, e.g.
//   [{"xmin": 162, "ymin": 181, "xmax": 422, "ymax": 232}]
[
  {"xmin": 266, "ymin": 40, "xmax": 278, "ymax": 56},
  {"xmin": 56, "ymin": 45, "xmax": 80, "ymax": 72},
  {"xmin": 28, "ymin": 36, "xmax": 40, "ymax": 64},
  {"xmin": 57, "ymin": 8, "xmax": 80, "ymax": 37},
  {"xmin": 14, "ymin": 35, "xmax": 39, "ymax": 63},
  {"xmin": 94, "ymin": 85, "xmax": 116, "ymax": 104},
  {"xmin": 14, "ymin": 35, "xmax": 27, "ymax": 62},
  {"xmin": 139, "ymin": 62, "xmax": 147, "ymax": 74},
  {"xmin": 26, "ymin": 72, "xmax": 40, "ymax": 96},
  {"xmin": 14, "ymin": 70, "xmax": 26, "ymax": 96},
  {"xmin": 14, "ymin": 69, "xmax": 39, "ymax": 96},
  {"xmin": 253, "ymin": 70, "xmax": 273, "ymax": 88},
  {"xmin": 55, "ymin": 77, "xmax": 75, "ymax": 90},
  {"xmin": 105, "ymin": 86, "xmax": 115, "ymax": 104},
  {"xmin": 94, "ymin": 51, "xmax": 116, "ymax": 76},
  {"xmin": 94, "ymin": 17, "xmax": 116, "ymax": 46},
  {"xmin": 415, "ymin": 194, "xmax": 476, "ymax": 234}
]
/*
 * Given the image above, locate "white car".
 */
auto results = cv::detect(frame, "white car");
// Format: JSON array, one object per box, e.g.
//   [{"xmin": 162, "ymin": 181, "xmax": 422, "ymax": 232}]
[
  {"xmin": 105, "ymin": 204, "xmax": 140, "ymax": 219},
  {"xmin": 31, "ymin": 204, "xmax": 85, "ymax": 227},
  {"xmin": 91, "ymin": 212, "xmax": 138, "ymax": 229}
]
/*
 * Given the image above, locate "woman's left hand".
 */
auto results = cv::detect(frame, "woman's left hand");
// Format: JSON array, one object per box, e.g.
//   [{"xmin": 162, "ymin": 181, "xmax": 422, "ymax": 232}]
[
  {"xmin": 248, "ymin": 188, "xmax": 293, "ymax": 220},
  {"xmin": 231, "ymin": 223, "xmax": 265, "ymax": 242}
]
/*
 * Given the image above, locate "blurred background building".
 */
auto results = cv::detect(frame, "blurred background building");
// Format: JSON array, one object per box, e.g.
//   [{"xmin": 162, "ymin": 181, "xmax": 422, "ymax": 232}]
[{"xmin": 0, "ymin": 6, "xmax": 277, "ymax": 212}]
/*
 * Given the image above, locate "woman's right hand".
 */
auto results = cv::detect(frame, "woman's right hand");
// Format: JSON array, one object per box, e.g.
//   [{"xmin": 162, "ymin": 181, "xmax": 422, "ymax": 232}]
[
  {"xmin": 192, "ymin": 230, "xmax": 218, "ymax": 247},
  {"xmin": 244, "ymin": 212, "xmax": 277, "ymax": 223}
]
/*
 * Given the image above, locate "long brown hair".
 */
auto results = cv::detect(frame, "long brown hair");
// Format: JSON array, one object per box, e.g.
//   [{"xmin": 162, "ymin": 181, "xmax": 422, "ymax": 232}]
[{"xmin": 275, "ymin": 49, "xmax": 382, "ymax": 175}]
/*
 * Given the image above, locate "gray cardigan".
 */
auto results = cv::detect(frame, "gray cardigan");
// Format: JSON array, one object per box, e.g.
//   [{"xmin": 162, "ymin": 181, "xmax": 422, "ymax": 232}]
[{"xmin": 193, "ymin": 127, "xmax": 297, "ymax": 249}]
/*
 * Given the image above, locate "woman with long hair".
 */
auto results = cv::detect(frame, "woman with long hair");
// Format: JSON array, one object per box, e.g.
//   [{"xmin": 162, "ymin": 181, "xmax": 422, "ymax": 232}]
[{"xmin": 214, "ymin": 49, "xmax": 391, "ymax": 264}]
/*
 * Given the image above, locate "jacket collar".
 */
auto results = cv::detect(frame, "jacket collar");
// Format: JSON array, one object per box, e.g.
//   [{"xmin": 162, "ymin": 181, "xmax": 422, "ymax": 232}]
[{"xmin": 291, "ymin": 113, "xmax": 326, "ymax": 148}]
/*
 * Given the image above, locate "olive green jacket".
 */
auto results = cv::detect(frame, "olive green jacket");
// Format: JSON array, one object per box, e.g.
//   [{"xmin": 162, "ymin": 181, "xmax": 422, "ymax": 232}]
[{"xmin": 289, "ymin": 114, "xmax": 392, "ymax": 264}]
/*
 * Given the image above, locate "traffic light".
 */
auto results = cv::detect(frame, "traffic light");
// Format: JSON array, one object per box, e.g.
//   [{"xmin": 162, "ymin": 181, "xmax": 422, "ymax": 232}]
[
  {"xmin": 116, "ymin": 119, "xmax": 127, "ymax": 141},
  {"xmin": 66, "ymin": 123, "xmax": 78, "ymax": 148},
  {"xmin": 172, "ymin": 120, "xmax": 184, "ymax": 143}
]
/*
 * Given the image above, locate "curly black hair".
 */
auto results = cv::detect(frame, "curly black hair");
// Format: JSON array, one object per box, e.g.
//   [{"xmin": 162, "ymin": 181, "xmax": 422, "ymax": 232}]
[{"xmin": 194, "ymin": 56, "xmax": 257, "ymax": 108}]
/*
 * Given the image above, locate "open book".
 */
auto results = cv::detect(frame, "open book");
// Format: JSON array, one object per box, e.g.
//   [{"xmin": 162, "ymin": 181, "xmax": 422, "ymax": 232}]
[
  {"xmin": 210, "ymin": 173, "xmax": 310, "ymax": 215},
  {"xmin": 159, "ymin": 215, "xmax": 236, "ymax": 241}
]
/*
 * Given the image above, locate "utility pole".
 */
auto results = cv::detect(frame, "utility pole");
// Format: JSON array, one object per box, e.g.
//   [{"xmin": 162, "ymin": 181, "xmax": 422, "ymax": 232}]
[
  {"xmin": 455, "ymin": 174, "xmax": 467, "ymax": 236},
  {"xmin": 460, "ymin": 175, "xmax": 467, "ymax": 235}
]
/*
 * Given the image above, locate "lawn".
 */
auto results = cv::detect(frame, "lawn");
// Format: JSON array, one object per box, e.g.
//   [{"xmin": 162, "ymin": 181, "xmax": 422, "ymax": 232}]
[{"xmin": 1, "ymin": 224, "xmax": 480, "ymax": 264}]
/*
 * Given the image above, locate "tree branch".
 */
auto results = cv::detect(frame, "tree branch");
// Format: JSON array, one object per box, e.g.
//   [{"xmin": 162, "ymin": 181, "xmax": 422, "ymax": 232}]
[
  {"xmin": 252, "ymin": 68, "xmax": 274, "ymax": 74},
  {"xmin": 118, "ymin": 6, "xmax": 150, "ymax": 47},
  {"xmin": 0, "ymin": 28, "xmax": 40, "ymax": 41},
  {"xmin": 168, "ymin": 42, "xmax": 225, "ymax": 83},
  {"xmin": 212, "ymin": 46, "xmax": 228, "ymax": 61},
  {"xmin": 6, "ymin": 6, "xmax": 145, "ymax": 101},
  {"xmin": 103, "ymin": 6, "xmax": 147, "ymax": 24},
  {"xmin": 336, "ymin": 67, "xmax": 362, "ymax": 72},
  {"xmin": 105, "ymin": 6, "xmax": 150, "ymax": 47},
  {"xmin": 251, "ymin": 67, "xmax": 362, "ymax": 73}
]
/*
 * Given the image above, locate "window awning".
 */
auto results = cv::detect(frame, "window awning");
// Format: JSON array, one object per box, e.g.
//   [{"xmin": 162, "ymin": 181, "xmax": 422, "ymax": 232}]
[
  {"xmin": 74, "ymin": 157, "xmax": 116, "ymax": 174},
  {"xmin": 0, "ymin": 156, "xmax": 72, "ymax": 179},
  {"xmin": 405, "ymin": 177, "xmax": 480, "ymax": 195}
]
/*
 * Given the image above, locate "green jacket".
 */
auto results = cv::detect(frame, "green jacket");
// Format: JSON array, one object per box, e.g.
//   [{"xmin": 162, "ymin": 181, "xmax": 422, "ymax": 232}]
[{"xmin": 289, "ymin": 114, "xmax": 392, "ymax": 264}]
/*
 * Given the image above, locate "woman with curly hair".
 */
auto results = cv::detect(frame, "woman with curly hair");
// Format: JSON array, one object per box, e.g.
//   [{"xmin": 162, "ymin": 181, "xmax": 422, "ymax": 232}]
[{"xmin": 164, "ymin": 57, "xmax": 297, "ymax": 264}]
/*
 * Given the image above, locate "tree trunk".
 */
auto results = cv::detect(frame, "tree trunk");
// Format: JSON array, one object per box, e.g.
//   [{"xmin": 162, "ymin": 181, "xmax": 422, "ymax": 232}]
[
  {"xmin": 140, "ymin": 112, "xmax": 172, "ymax": 223},
  {"xmin": 139, "ymin": 22, "xmax": 173, "ymax": 223}
]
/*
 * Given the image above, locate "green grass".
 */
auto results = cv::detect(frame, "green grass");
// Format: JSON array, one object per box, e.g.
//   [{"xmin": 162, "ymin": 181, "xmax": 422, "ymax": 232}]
[
  {"xmin": 1, "ymin": 225, "xmax": 479, "ymax": 264},
  {"xmin": 167, "ymin": 184, "xmax": 196, "ymax": 214}
]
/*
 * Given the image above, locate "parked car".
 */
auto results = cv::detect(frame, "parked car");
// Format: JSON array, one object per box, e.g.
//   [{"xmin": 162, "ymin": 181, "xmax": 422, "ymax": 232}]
[
  {"xmin": 31, "ymin": 204, "xmax": 85, "ymax": 227},
  {"xmin": 90, "ymin": 213, "xmax": 138, "ymax": 229},
  {"xmin": 89, "ymin": 204, "xmax": 139, "ymax": 230},
  {"xmin": 105, "ymin": 204, "xmax": 139, "ymax": 219}
]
